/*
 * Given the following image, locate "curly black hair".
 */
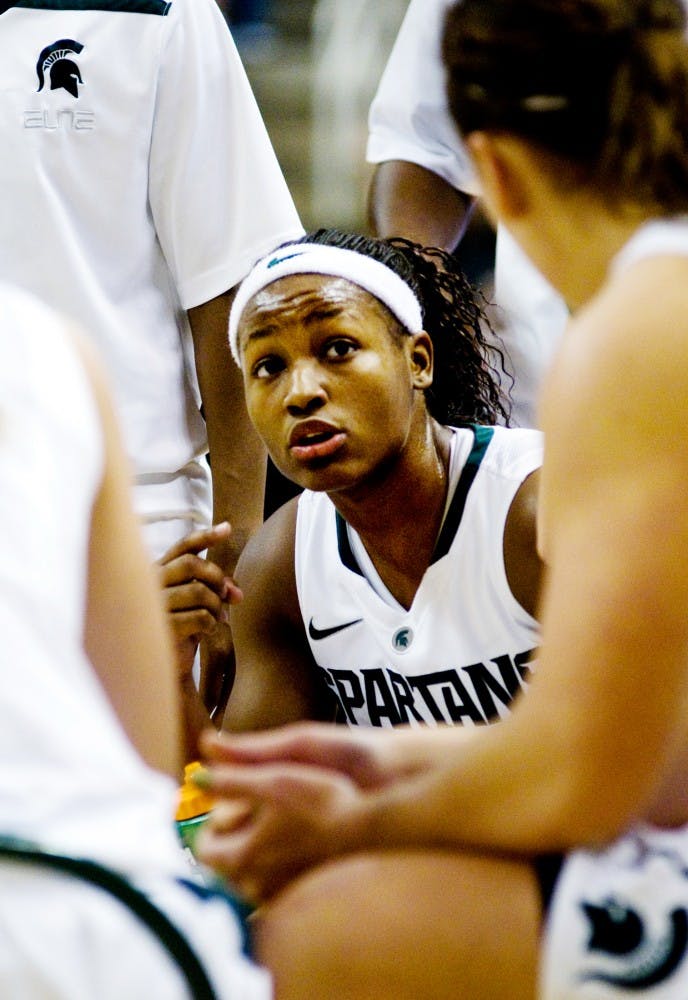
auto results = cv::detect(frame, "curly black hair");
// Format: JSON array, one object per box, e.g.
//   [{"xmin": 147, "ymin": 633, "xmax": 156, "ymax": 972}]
[{"xmin": 289, "ymin": 228, "xmax": 511, "ymax": 426}]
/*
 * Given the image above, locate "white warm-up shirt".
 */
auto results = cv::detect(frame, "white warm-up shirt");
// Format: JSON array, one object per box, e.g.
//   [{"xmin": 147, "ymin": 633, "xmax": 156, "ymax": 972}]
[{"xmin": 0, "ymin": 0, "xmax": 303, "ymax": 552}]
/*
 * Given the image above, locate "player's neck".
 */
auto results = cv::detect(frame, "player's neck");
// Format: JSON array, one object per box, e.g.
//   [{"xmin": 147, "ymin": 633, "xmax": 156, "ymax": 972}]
[
  {"xmin": 331, "ymin": 418, "xmax": 452, "ymax": 609},
  {"xmin": 513, "ymin": 194, "xmax": 654, "ymax": 312}
]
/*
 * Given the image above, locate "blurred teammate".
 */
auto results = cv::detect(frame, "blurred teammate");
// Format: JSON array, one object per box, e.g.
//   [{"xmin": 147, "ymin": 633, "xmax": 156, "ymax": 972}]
[
  {"xmin": 0, "ymin": 286, "xmax": 270, "ymax": 998},
  {"xmin": 1, "ymin": 0, "xmax": 304, "ymax": 708}
]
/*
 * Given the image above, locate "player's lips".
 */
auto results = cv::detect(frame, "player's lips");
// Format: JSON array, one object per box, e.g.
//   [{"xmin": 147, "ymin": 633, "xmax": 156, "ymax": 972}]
[{"xmin": 288, "ymin": 419, "xmax": 346, "ymax": 461}]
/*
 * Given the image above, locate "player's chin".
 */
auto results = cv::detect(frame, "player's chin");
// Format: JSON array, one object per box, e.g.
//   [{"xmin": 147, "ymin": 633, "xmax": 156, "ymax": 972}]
[{"xmin": 280, "ymin": 454, "xmax": 358, "ymax": 494}]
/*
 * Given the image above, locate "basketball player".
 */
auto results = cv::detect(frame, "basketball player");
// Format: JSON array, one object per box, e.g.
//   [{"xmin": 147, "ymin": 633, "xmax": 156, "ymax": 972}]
[
  {"xmin": 194, "ymin": 3, "xmax": 688, "ymax": 998},
  {"xmin": 161, "ymin": 229, "xmax": 543, "ymax": 741}
]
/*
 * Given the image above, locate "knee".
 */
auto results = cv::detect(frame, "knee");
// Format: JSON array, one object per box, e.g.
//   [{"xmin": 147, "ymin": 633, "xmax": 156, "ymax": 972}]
[{"xmin": 253, "ymin": 853, "xmax": 395, "ymax": 1000}]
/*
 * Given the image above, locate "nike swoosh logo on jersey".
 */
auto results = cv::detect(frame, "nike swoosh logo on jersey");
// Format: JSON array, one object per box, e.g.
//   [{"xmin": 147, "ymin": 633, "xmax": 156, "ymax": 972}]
[{"xmin": 308, "ymin": 617, "xmax": 363, "ymax": 640}]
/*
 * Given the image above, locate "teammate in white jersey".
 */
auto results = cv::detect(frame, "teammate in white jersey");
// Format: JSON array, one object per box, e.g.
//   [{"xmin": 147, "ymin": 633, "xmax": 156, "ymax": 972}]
[
  {"xmin": 0, "ymin": 0, "xmax": 303, "ymax": 711},
  {"xmin": 0, "ymin": 285, "xmax": 270, "ymax": 998},
  {"xmin": 366, "ymin": 0, "xmax": 569, "ymax": 428},
  {"xmin": 163, "ymin": 228, "xmax": 543, "ymax": 742},
  {"xmin": 191, "ymin": 3, "xmax": 688, "ymax": 999}
]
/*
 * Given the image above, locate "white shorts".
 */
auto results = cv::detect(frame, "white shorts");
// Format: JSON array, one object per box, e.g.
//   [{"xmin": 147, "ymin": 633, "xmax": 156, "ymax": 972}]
[
  {"xmin": 0, "ymin": 859, "xmax": 271, "ymax": 999},
  {"xmin": 540, "ymin": 824, "xmax": 688, "ymax": 999}
]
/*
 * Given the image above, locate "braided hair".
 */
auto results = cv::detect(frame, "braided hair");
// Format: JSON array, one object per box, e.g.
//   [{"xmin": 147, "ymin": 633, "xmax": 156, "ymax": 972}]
[{"xmin": 289, "ymin": 228, "xmax": 511, "ymax": 426}]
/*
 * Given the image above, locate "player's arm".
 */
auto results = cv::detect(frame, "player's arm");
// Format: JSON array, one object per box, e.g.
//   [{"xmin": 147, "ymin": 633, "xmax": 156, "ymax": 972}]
[
  {"xmin": 188, "ymin": 289, "xmax": 268, "ymax": 715},
  {"xmin": 366, "ymin": 262, "xmax": 688, "ymax": 852},
  {"xmin": 366, "ymin": 0, "xmax": 477, "ymax": 252},
  {"xmin": 222, "ymin": 497, "xmax": 334, "ymax": 733},
  {"xmin": 368, "ymin": 161, "xmax": 475, "ymax": 252},
  {"xmin": 79, "ymin": 335, "xmax": 182, "ymax": 780},
  {"xmin": 158, "ymin": 522, "xmax": 245, "ymax": 762}
]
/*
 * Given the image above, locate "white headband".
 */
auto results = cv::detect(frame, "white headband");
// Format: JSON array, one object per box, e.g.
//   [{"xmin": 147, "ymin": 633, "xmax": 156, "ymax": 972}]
[{"xmin": 228, "ymin": 243, "xmax": 424, "ymax": 365}]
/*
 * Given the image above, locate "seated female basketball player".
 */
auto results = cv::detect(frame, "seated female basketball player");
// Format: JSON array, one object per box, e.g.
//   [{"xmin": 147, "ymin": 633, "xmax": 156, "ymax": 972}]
[{"xmin": 160, "ymin": 228, "xmax": 544, "ymax": 740}]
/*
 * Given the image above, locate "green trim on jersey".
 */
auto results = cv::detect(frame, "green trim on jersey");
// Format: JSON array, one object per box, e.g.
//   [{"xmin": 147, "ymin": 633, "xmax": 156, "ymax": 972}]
[
  {"xmin": 433, "ymin": 424, "xmax": 494, "ymax": 563},
  {"xmin": 336, "ymin": 424, "xmax": 496, "ymax": 575},
  {"xmin": 8, "ymin": 0, "xmax": 171, "ymax": 14}
]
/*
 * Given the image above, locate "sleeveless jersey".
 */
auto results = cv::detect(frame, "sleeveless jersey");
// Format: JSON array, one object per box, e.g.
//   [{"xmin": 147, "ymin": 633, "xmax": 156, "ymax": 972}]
[
  {"xmin": 611, "ymin": 216, "xmax": 688, "ymax": 272},
  {"xmin": 295, "ymin": 424, "xmax": 542, "ymax": 728}
]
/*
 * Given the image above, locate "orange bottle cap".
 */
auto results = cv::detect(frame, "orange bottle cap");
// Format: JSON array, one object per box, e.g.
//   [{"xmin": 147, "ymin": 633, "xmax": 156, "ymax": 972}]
[{"xmin": 175, "ymin": 761, "xmax": 215, "ymax": 822}]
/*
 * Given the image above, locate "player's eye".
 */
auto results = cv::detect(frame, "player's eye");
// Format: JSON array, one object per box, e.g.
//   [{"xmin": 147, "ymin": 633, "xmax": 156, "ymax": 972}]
[
  {"xmin": 252, "ymin": 355, "xmax": 285, "ymax": 379},
  {"xmin": 323, "ymin": 338, "xmax": 357, "ymax": 360}
]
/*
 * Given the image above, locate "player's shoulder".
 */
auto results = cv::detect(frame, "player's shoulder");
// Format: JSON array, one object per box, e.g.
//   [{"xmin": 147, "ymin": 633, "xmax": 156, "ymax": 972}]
[
  {"xmin": 476, "ymin": 424, "xmax": 544, "ymax": 481},
  {"xmin": 550, "ymin": 255, "xmax": 688, "ymax": 439},
  {"xmin": 235, "ymin": 495, "xmax": 299, "ymax": 589}
]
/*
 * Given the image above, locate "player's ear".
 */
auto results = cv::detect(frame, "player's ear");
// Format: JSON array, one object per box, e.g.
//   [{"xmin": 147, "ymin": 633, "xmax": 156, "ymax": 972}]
[
  {"xmin": 467, "ymin": 131, "xmax": 530, "ymax": 221},
  {"xmin": 408, "ymin": 331, "xmax": 433, "ymax": 389}
]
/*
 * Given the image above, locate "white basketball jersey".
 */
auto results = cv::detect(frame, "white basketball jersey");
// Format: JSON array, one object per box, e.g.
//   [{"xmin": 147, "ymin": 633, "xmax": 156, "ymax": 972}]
[
  {"xmin": 295, "ymin": 425, "xmax": 542, "ymax": 727},
  {"xmin": 611, "ymin": 217, "xmax": 688, "ymax": 273}
]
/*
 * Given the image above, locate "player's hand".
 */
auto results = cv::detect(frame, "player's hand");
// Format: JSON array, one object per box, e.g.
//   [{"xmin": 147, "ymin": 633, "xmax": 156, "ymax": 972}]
[
  {"xmin": 195, "ymin": 754, "xmax": 366, "ymax": 904},
  {"xmin": 200, "ymin": 721, "xmax": 459, "ymax": 790},
  {"xmin": 157, "ymin": 523, "xmax": 243, "ymax": 679},
  {"xmin": 195, "ymin": 725, "xmax": 480, "ymax": 900}
]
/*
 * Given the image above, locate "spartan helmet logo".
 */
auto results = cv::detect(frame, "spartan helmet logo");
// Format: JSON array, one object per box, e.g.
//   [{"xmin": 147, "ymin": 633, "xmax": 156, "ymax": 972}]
[
  {"xmin": 36, "ymin": 39, "xmax": 85, "ymax": 99},
  {"xmin": 392, "ymin": 627, "xmax": 414, "ymax": 652}
]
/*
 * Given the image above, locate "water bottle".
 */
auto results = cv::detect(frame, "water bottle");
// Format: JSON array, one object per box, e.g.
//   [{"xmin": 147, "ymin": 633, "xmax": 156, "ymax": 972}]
[{"xmin": 176, "ymin": 761, "xmax": 214, "ymax": 858}]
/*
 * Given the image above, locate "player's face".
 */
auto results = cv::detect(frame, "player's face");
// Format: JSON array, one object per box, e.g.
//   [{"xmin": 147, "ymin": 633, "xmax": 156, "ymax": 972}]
[{"xmin": 238, "ymin": 274, "xmax": 432, "ymax": 494}]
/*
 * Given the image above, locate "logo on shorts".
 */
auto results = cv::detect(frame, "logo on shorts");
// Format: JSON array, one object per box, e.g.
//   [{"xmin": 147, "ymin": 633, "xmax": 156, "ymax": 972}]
[
  {"xmin": 579, "ymin": 897, "xmax": 688, "ymax": 990},
  {"xmin": 36, "ymin": 39, "xmax": 84, "ymax": 98}
]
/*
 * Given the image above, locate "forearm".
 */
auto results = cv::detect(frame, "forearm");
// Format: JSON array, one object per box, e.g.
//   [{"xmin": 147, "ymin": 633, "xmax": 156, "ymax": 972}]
[
  {"xmin": 359, "ymin": 716, "xmax": 580, "ymax": 857},
  {"xmin": 205, "ymin": 434, "xmax": 266, "ymax": 573},
  {"xmin": 180, "ymin": 674, "xmax": 214, "ymax": 763},
  {"xmin": 363, "ymin": 539, "xmax": 688, "ymax": 857},
  {"xmin": 368, "ymin": 161, "xmax": 475, "ymax": 251},
  {"xmin": 189, "ymin": 290, "xmax": 266, "ymax": 712},
  {"xmin": 80, "ymin": 336, "xmax": 182, "ymax": 780},
  {"xmin": 189, "ymin": 289, "xmax": 266, "ymax": 570}
]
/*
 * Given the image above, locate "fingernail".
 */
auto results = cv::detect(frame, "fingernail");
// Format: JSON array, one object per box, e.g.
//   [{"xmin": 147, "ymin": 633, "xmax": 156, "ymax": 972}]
[{"xmin": 191, "ymin": 767, "xmax": 213, "ymax": 790}]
